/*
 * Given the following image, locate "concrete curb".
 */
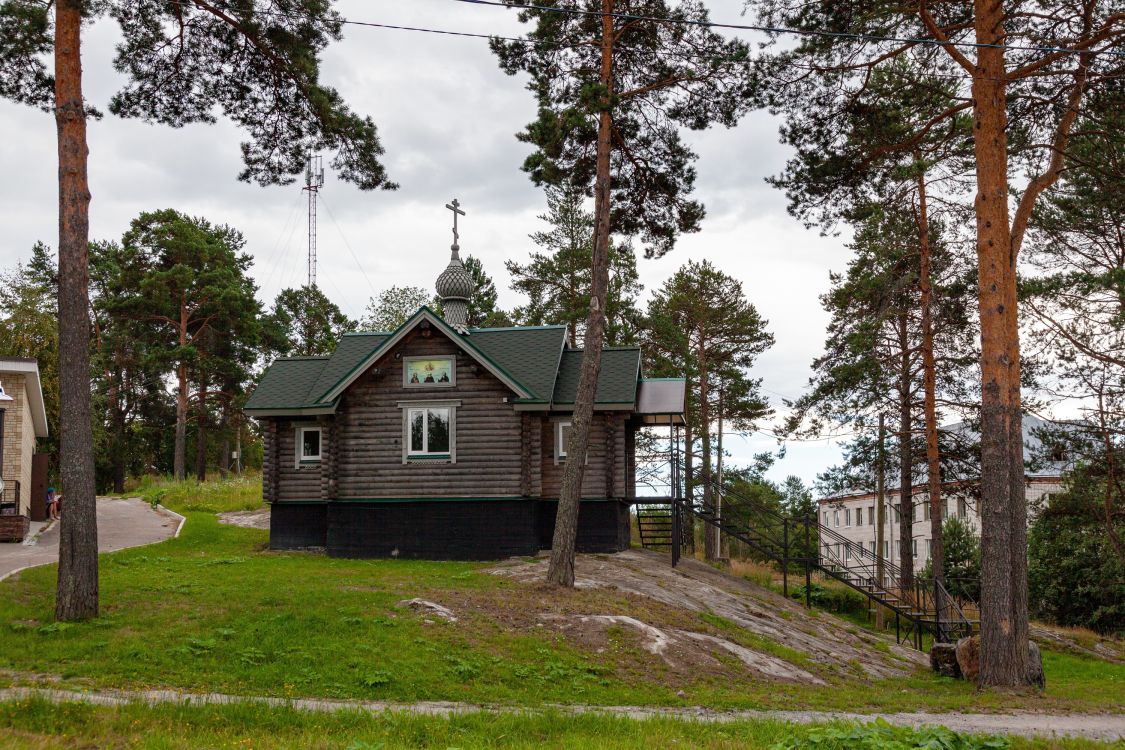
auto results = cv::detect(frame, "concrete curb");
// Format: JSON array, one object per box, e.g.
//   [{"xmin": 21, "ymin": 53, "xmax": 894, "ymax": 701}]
[
  {"xmin": 155, "ymin": 504, "xmax": 187, "ymax": 538},
  {"xmin": 0, "ymin": 500, "xmax": 185, "ymax": 585}
]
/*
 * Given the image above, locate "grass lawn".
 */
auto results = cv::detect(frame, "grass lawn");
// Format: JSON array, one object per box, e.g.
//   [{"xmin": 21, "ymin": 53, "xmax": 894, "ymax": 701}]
[
  {"xmin": 121, "ymin": 472, "xmax": 264, "ymax": 513},
  {"xmin": 0, "ymin": 699, "xmax": 1113, "ymax": 750},
  {"xmin": 0, "ymin": 500, "xmax": 1122, "ymax": 716}
]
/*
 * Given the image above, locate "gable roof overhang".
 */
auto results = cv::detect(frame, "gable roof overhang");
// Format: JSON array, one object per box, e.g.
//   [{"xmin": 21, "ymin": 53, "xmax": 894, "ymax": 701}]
[
  {"xmin": 319, "ymin": 307, "xmax": 536, "ymax": 405},
  {"xmin": 0, "ymin": 358, "xmax": 49, "ymax": 437}
]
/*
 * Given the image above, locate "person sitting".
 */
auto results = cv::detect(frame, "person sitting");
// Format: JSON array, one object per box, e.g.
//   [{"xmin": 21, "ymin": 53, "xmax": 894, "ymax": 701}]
[{"xmin": 47, "ymin": 487, "xmax": 61, "ymax": 521}]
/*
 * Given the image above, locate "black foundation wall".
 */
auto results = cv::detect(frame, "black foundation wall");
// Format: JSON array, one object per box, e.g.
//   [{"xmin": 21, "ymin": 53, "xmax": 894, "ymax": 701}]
[
  {"xmin": 537, "ymin": 499, "xmax": 631, "ymax": 553},
  {"xmin": 269, "ymin": 503, "xmax": 328, "ymax": 549},
  {"xmin": 326, "ymin": 500, "xmax": 539, "ymax": 560}
]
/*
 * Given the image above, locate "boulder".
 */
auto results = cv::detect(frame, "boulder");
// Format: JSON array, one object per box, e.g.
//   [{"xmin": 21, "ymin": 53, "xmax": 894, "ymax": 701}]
[
  {"xmin": 1027, "ymin": 640, "xmax": 1046, "ymax": 689},
  {"xmin": 955, "ymin": 635, "xmax": 980, "ymax": 682},
  {"xmin": 930, "ymin": 642, "xmax": 962, "ymax": 678},
  {"xmin": 953, "ymin": 636, "xmax": 1045, "ymax": 688}
]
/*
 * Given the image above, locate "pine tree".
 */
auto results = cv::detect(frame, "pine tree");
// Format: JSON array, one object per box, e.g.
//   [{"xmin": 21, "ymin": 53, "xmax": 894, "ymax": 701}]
[
  {"xmin": 1, "ymin": 0, "xmax": 394, "ymax": 621},
  {"xmin": 749, "ymin": 0, "xmax": 1125, "ymax": 685},
  {"xmin": 493, "ymin": 0, "xmax": 756, "ymax": 586},
  {"xmin": 507, "ymin": 188, "xmax": 641, "ymax": 346},
  {"xmin": 643, "ymin": 260, "xmax": 774, "ymax": 560}
]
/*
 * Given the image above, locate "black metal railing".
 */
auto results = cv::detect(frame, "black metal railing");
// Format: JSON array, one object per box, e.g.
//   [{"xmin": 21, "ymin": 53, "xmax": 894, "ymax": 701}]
[
  {"xmin": 0, "ymin": 480, "xmax": 22, "ymax": 516},
  {"xmin": 635, "ymin": 473, "xmax": 976, "ymax": 650}
]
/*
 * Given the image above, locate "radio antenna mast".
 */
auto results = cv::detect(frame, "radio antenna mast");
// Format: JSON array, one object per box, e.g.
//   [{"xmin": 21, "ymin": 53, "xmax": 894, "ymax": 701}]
[{"xmin": 302, "ymin": 154, "xmax": 325, "ymax": 288}]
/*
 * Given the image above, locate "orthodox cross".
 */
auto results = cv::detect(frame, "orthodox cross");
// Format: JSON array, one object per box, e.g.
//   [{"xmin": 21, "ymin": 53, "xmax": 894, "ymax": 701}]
[{"xmin": 445, "ymin": 198, "xmax": 466, "ymax": 244}]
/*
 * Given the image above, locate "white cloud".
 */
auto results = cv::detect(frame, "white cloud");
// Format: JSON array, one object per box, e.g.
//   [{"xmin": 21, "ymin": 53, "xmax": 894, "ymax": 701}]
[{"xmin": 0, "ymin": 0, "xmax": 847, "ymax": 486}]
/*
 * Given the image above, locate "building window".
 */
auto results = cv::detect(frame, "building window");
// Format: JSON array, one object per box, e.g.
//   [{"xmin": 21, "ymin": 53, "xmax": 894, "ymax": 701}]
[
  {"xmin": 843, "ymin": 544, "xmax": 850, "ymax": 563},
  {"xmin": 823, "ymin": 511, "xmax": 829, "ymax": 526},
  {"xmin": 834, "ymin": 510, "xmax": 839, "ymax": 527},
  {"xmin": 855, "ymin": 507, "xmax": 863, "ymax": 526},
  {"xmin": 926, "ymin": 539, "xmax": 933, "ymax": 560},
  {"xmin": 556, "ymin": 420, "xmax": 572, "ymax": 461},
  {"xmin": 883, "ymin": 541, "xmax": 889, "ymax": 558},
  {"xmin": 409, "ymin": 407, "xmax": 451, "ymax": 456},
  {"xmin": 869, "ymin": 541, "xmax": 876, "ymax": 555},
  {"xmin": 845, "ymin": 508, "xmax": 851, "ymax": 527},
  {"xmin": 868, "ymin": 505, "xmax": 874, "ymax": 525},
  {"xmin": 957, "ymin": 498, "xmax": 967, "ymax": 518},
  {"xmin": 399, "ymin": 399, "xmax": 460, "ymax": 462},
  {"xmin": 912, "ymin": 539, "xmax": 918, "ymax": 557},
  {"xmin": 924, "ymin": 502, "xmax": 931, "ymax": 521},
  {"xmin": 403, "ymin": 356, "xmax": 455, "ymax": 388},
  {"xmin": 296, "ymin": 426, "xmax": 321, "ymax": 465}
]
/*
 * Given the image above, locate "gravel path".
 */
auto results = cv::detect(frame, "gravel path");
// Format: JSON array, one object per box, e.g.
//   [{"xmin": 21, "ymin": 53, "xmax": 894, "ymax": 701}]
[
  {"xmin": 0, "ymin": 498, "xmax": 183, "ymax": 582},
  {"xmin": 1, "ymin": 686, "xmax": 1122, "ymax": 742}
]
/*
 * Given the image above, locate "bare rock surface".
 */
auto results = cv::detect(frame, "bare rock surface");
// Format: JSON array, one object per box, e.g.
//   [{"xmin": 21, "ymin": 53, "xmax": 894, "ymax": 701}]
[
  {"xmin": 218, "ymin": 507, "xmax": 270, "ymax": 530},
  {"xmin": 487, "ymin": 549, "xmax": 926, "ymax": 682},
  {"xmin": 396, "ymin": 598, "xmax": 458, "ymax": 623}
]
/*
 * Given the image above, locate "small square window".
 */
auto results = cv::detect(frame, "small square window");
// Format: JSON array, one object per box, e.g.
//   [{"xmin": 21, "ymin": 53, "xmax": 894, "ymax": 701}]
[
  {"xmin": 557, "ymin": 420, "xmax": 572, "ymax": 459},
  {"xmin": 297, "ymin": 427, "xmax": 321, "ymax": 464}
]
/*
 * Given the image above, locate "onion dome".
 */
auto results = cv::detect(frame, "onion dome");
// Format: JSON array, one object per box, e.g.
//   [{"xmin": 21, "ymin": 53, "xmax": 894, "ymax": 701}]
[{"xmin": 437, "ymin": 243, "xmax": 475, "ymax": 330}]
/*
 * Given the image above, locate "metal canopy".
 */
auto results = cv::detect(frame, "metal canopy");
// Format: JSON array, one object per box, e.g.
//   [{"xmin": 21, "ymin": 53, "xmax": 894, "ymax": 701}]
[{"xmin": 635, "ymin": 378, "xmax": 686, "ymax": 425}]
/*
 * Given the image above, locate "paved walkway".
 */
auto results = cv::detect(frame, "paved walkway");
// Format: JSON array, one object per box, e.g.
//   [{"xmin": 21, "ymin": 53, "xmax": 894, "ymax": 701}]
[
  {"xmin": 0, "ymin": 686, "xmax": 1122, "ymax": 741},
  {"xmin": 0, "ymin": 498, "xmax": 181, "ymax": 581}
]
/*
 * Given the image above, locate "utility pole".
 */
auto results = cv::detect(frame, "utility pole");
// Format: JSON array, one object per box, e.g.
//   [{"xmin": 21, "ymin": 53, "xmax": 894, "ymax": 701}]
[
  {"xmin": 876, "ymin": 413, "xmax": 887, "ymax": 629},
  {"xmin": 303, "ymin": 154, "xmax": 325, "ymax": 288}
]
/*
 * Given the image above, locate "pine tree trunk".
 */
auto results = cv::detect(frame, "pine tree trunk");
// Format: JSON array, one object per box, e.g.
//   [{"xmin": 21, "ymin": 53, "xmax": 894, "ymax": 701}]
[
  {"xmin": 174, "ymin": 361, "xmax": 188, "ymax": 481},
  {"xmin": 897, "ymin": 312, "xmax": 915, "ymax": 592},
  {"xmin": 972, "ymin": 2, "xmax": 1030, "ymax": 688},
  {"xmin": 54, "ymin": 0, "xmax": 99, "ymax": 622},
  {"xmin": 195, "ymin": 377, "xmax": 207, "ymax": 481},
  {"xmin": 875, "ymin": 413, "xmax": 887, "ymax": 629},
  {"xmin": 698, "ymin": 341, "xmax": 719, "ymax": 560},
  {"xmin": 972, "ymin": 0, "xmax": 1030, "ymax": 687},
  {"xmin": 545, "ymin": 0, "xmax": 614, "ymax": 587},
  {"xmin": 917, "ymin": 166, "xmax": 944, "ymax": 586}
]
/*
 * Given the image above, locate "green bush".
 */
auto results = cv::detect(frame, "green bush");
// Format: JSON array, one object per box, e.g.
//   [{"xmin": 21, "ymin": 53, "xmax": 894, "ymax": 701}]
[
  {"xmin": 790, "ymin": 582, "xmax": 868, "ymax": 617},
  {"xmin": 1029, "ymin": 479, "xmax": 1125, "ymax": 636}
]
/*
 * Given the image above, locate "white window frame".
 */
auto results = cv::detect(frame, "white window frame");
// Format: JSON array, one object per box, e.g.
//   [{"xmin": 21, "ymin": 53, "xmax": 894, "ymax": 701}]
[
  {"xmin": 868, "ymin": 505, "xmax": 875, "ymax": 525},
  {"xmin": 402, "ymin": 355, "xmax": 456, "ymax": 389},
  {"xmin": 845, "ymin": 508, "xmax": 851, "ymax": 527},
  {"xmin": 833, "ymin": 510, "xmax": 839, "ymax": 527},
  {"xmin": 555, "ymin": 419, "xmax": 572, "ymax": 463},
  {"xmin": 295, "ymin": 426, "xmax": 322, "ymax": 467},
  {"xmin": 398, "ymin": 400, "xmax": 460, "ymax": 463}
]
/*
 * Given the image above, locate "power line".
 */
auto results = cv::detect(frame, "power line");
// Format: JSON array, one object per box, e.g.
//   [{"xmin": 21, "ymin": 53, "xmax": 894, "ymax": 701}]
[
  {"xmin": 448, "ymin": 0, "xmax": 1125, "ymax": 59},
  {"xmin": 160, "ymin": 0, "xmax": 1125, "ymax": 62},
  {"xmin": 318, "ymin": 193, "xmax": 380, "ymax": 300}
]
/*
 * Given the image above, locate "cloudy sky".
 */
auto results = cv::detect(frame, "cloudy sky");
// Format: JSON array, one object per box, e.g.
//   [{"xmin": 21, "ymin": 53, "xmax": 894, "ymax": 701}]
[{"xmin": 0, "ymin": 0, "xmax": 855, "ymax": 488}]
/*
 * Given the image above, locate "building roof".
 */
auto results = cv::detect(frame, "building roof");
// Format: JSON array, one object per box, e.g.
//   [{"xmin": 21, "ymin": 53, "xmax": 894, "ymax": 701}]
[
  {"xmin": 244, "ymin": 309, "xmax": 670, "ymax": 417},
  {"xmin": 0, "ymin": 358, "xmax": 49, "ymax": 437},
  {"xmin": 635, "ymin": 379, "xmax": 688, "ymax": 425},
  {"xmin": 551, "ymin": 348, "xmax": 641, "ymax": 407}
]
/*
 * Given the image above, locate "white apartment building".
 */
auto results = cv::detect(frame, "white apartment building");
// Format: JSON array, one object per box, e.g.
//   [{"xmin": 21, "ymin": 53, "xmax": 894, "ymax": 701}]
[{"xmin": 817, "ymin": 474, "xmax": 1062, "ymax": 574}]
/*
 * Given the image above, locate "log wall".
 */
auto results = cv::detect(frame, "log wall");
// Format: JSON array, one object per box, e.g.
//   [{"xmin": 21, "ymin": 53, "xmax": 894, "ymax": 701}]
[
  {"xmin": 539, "ymin": 413, "xmax": 628, "ymax": 499},
  {"xmin": 335, "ymin": 331, "xmax": 523, "ymax": 498}
]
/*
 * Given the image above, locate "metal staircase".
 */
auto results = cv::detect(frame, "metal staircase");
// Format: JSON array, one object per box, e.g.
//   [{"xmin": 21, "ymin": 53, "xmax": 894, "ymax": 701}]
[{"xmin": 636, "ymin": 479, "xmax": 975, "ymax": 649}]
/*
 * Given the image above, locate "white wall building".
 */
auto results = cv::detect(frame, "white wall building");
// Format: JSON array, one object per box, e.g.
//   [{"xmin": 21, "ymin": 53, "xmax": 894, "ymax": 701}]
[{"xmin": 817, "ymin": 474, "xmax": 1062, "ymax": 574}]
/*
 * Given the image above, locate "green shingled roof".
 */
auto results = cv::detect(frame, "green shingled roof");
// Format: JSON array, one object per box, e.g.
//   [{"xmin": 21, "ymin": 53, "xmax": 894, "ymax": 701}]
[
  {"xmin": 246, "ymin": 315, "xmax": 642, "ymax": 413},
  {"xmin": 308, "ymin": 332, "xmax": 389, "ymax": 405},
  {"xmin": 244, "ymin": 356, "xmax": 330, "ymax": 410},
  {"xmin": 471, "ymin": 326, "xmax": 566, "ymax": 403},
  {"xmin": 551, "ymin": 348, "xmax": 641, "ymax": 405}
]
